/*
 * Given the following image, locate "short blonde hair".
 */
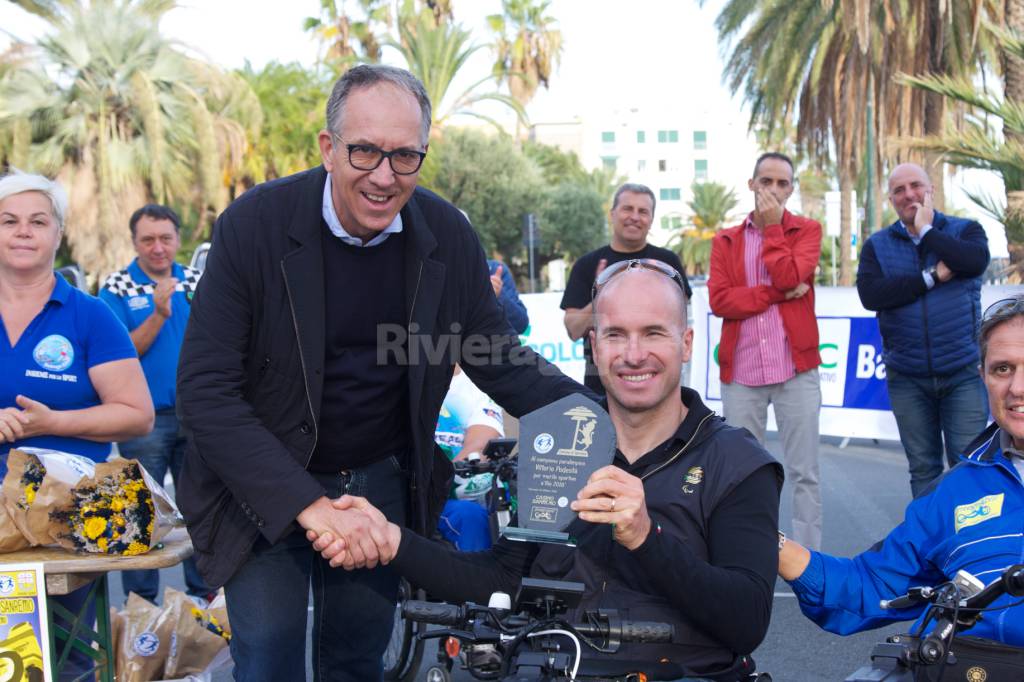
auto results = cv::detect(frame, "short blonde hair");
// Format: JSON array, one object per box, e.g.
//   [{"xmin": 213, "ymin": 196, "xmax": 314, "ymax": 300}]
[{"xmin": 0, "ymin": 169, "xmax": 68, "ymax": 230}]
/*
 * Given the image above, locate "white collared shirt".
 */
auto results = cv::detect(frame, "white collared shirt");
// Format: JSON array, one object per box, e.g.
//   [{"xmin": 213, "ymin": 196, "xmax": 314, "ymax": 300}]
[
  {"xmin": 1000, "ymin": 430, "xmax": 1024, "ymax": 480},
  {"xmin": 322, "ymin": 174, "xmax": 403, "ymax": 247}
]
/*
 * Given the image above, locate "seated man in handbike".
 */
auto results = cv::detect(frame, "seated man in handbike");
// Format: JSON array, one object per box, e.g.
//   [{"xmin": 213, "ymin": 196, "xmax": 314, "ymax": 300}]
[
  {"xmin": 778, "ymin": 294, "xmax": 1024, "ymax": 646},
  {"xmin": 312, "ymin": 260, "xmax": 784, "ymax": 681}
]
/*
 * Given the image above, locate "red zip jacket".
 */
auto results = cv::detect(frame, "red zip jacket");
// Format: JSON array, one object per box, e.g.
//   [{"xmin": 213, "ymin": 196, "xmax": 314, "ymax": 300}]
[{"xmin": 708, "ymin": 210, "xmax": 822, "ymax": 384}]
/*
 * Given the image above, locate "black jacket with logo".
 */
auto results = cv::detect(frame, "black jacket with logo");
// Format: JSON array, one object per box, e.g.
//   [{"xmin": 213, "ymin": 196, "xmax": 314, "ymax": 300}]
[
  {"xmin": 176, "ymin": 166, "xmax": 584, "ymax": 589},
  {"xmin": 393, "ymin": 388, "xmax": 783, "ymax": 678}
]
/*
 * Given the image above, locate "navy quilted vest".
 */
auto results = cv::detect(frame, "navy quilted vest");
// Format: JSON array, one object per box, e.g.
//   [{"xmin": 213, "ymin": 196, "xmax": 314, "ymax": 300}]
[{"xmin": 869, "ymin": 212, "xmax": 983, "ymax": 377}]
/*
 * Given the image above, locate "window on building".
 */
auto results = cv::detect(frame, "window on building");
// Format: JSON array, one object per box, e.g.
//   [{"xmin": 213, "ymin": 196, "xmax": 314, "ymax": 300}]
[
  {"xmin": 659, "ymin": 188, "xmax": 681, "ymax": 201},
  {"xmin": 658, "ymin": 159, "xmax": 667, "ymax": 172},
  {"xmin": 671, "ymin": 215, "xmax": 683, "ymax": 229},
  {"xmin": 637, "ymin": 160, "xmax": 647, "ymax": 172},
  {"xmin": 657, "ymin": 130, "xmax": 679, "ymax": 143},
  {"xmin": 602, "ymin": 156, "xmax": 618, "ymax": 171},
  {"xmin": 693, "ymin": 130, "xmax": 707, "ymax": 150},
  {"xmin": 694, "ymin": 159, "xmax": 708, "ymax": 181},
  {"xmin": 636, "ymin": 130, "xmax": 645, "ymax": 143},
  {"xmin": 601, "ymin": 131, "xmax": 615, "ymax": 143}
]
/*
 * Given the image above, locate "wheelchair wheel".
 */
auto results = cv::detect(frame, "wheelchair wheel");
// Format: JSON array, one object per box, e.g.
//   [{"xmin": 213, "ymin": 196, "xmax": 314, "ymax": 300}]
[
  {"xmin": 383, "ymin": 579, "xmax": 425, "ymax": 681},
  {"xmin": 424, "ymin": 665, "xmax": 452, "ymax": 682}
]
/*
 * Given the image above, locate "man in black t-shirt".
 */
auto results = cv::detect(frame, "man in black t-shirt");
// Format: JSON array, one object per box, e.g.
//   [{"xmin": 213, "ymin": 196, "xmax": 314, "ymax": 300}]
[{"xmin": 561, "ymin": 183, "xmax": 691, "ymax": 393}]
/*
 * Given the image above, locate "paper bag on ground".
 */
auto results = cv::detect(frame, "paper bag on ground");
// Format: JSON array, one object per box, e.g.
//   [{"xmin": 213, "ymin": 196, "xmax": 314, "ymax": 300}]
[
  {"xmin": 117, "ymin": 593, "xmax": 174, "ymax": 682},
  {"xmin": 162, "ymin": 588, "xmax": 229, "ymax": 678}
]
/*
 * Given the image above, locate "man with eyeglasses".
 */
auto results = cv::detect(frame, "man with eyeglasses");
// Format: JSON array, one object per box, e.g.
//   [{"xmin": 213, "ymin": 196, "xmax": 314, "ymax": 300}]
[
  {"xmin": 176, "ymin": 64, "xmax": 584, "ymax": 681},
  {"xmin": 709, "ymin": 152, "xmax": 824, "ymax": 550},
  {"xmin": 777, "ymin": 294, "xmax": 1024, "ymax": 647},
  {"xmin": 561, "ymin": 183, "xmax": 692, "ymax": 395},
  {"xmin": 312, "ymin": 260, "xmax": 783, "ymax": 681},
  {"xmin": 857, "ymin": 163, "xmax": 990, "ymax": 497}
]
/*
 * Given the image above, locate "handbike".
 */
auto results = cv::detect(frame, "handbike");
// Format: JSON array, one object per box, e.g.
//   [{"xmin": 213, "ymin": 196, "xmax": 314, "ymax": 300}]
[
  {"xmin": 846, "ymin": 563, "xmax": 1024, "ymax": 681},
  {"xmin": 406, "ymin": 576, "xmax": 683, "ymax": 682},
  {"xmin": 384, "ymin": 437, "xmax": 518, "ymax": 681}
]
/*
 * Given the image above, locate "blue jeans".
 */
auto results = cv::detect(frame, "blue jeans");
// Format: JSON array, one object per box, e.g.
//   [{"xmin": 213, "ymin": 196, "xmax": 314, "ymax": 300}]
[
  {"xmin": 225, "ymin": 456, "xmax": 407, "ymax": 682},
  {"xmin": 118, "ymin": 410, "xmax": 210, "ymax": 602},
  {"xmin": 886, "ymin": 364, "xmax": 989, "ymax": 497}
]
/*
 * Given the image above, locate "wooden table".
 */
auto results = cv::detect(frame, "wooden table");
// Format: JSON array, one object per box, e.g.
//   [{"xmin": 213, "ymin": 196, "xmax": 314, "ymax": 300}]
[{"xmin": 0, "ymin": 526, "xmax": 193, "ymax": 682}]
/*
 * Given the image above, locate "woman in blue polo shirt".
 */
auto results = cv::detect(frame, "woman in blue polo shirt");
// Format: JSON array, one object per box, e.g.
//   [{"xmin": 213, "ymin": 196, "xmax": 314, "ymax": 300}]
[
  {"xmin": 0, "ymin": 171, "xmax": 152, "ymax": 460},
  {"xmin": 0, "ymin": 170, "xmax": 153, "ymax": 681}
]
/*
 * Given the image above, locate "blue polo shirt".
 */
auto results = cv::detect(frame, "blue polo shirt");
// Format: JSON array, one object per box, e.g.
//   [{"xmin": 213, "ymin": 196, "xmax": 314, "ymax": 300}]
[
  {"xmin": 98, "ymin": 260, "xmax": 197, "ymax": 411},
  {"xmin": 0, "ymin": 275, "xmax": 137, "ymax": 462}
]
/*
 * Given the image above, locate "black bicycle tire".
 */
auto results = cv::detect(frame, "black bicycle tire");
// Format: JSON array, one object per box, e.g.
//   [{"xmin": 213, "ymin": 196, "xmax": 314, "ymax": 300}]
[{"xmin": 383, "ymin": 580, "xmax": 426, "ymax": 681}]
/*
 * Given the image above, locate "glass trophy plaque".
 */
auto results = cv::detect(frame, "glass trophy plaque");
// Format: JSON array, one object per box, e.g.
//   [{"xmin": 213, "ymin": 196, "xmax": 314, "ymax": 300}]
[{"xmin": 502, "ymin": 393, "xmax": 616, "ymax": 546}]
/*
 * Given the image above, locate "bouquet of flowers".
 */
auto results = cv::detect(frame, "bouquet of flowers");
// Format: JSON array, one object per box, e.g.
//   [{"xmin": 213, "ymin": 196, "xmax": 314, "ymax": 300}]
[{"xmin": 0, "ymin": 448, "xmax": 181, "ymax": 555}]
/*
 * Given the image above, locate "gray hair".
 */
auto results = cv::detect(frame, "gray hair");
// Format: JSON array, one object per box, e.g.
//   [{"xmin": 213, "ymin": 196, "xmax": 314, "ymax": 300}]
[
  {"xmin": 611, "ymin": 183, "xmax": 656, "ymax": 213},
  {"xmin": 980, "ymin": 294, "xmax": 1024, "ymax": 366},
  {"xmin": 325, "ymin": 64, "xmax": 432, "ymax": 146},
  {"xmin": 0, "ymin": 169, "xmax": 68, "ymax": 230}
]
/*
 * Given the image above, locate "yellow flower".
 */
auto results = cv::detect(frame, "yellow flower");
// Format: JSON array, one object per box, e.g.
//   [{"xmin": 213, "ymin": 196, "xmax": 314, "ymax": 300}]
[
  {"xmin": 84, "ymin": 517, "xmax": 107, "ymax": 540},
  {"xmin": 97, "ymin": 537, "xmax": 108, "ymax": 552},
  {"xmin": 110, "ymin": 499, "xmax": 125, "ymax": 512},
  {"xmin": 23, "ymin": 486, "xmax": 36, "ymax": 506},
  {"xmin": 124, "ymin": 541, "xmax": 149, "ymax": 556}
]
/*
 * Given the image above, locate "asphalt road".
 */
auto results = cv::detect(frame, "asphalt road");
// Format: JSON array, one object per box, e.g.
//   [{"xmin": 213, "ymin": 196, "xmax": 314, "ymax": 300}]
[{"xmin": 111, "ymin": 434, "xmax": 917, "ymax": 681}]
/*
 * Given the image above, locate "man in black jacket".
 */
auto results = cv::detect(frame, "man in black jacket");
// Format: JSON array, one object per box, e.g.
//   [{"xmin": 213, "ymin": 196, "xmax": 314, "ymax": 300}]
[
  {"xmin": 314, "ymin": 261, "xmax": 783, "ymax": 680},
  {"xmin": 176, "ymin": 65, "xmax": 582, "ymax": 682}
]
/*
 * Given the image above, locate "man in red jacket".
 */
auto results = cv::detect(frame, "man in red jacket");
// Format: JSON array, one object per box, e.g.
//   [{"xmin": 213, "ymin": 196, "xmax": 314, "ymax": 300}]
[{"xmin": 709, "ymin": 152, "xmax": 823, "ymax": 549}]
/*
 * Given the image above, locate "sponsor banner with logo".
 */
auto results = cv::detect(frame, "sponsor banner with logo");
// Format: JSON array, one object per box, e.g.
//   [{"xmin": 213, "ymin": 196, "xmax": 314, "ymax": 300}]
[
  {"xmin": 519, "ymin": 293, "xmax": 586, "ymax": 382},
  {"xmin": 0, "ymin": 562, "xmax": 51, "ymax": 681},
  {"xmin": 520, "ymin": 285, "xmax": 1017, "ymax": 441},
  {"xmin": 690, "ymin": 285, "xmax": 1019, "ymax": 441}
]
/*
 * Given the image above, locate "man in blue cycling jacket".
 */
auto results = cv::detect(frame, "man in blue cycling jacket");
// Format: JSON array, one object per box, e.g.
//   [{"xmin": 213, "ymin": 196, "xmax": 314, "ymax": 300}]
[{"xmin": 778, "ymin": 293, "xmax": 1024, "ymax": 645}]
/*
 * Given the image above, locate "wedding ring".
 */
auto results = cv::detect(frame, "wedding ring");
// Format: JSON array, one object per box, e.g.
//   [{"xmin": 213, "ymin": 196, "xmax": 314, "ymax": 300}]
[{"xmin": 610, "ymin": 497, "xmax": 616, "ymax": 511}]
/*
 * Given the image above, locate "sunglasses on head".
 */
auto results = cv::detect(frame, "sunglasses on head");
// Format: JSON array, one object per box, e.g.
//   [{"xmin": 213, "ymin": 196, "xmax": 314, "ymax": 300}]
[
  {"xmin": 982, "ymin": 296, "xmax": 1024, "ymax": 322},
  {"xmin": 591, "ymin": 259, "xmax": 685, "ymax": 300}
]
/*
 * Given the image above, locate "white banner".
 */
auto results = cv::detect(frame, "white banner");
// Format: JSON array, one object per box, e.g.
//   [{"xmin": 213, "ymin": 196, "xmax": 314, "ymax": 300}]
[{"xmin": 521, "ymin": 285, "xmax": 1018, "ymax": 442}]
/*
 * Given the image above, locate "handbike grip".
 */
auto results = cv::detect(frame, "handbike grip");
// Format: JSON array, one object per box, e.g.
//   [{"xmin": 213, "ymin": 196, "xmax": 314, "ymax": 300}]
[
  {"xmin": 402, "ymin": 600, "xmax": 463, "ymax": 626},
  {"xmin": 620, "ymin": 621, "xmax": 674, "ymax": 643}
]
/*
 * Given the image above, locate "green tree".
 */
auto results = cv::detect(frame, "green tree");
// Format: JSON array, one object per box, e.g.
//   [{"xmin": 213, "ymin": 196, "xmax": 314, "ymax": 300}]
[
  {"xmin": 389, "ymin": 9, "xmax": 526, "ymax": 133},
  {"xmin": 669, "ymin": 181, "xmax": 739, "ymax": 276},
  {"xmin": 901, "ymin": 15, "xmax": 1024, "ymax": 279},
  {"xmin": 303, "ymin": 0, "xmax": 392, "ymax": 73},
  {"xmin": 713, "ymin": 0, "xmax": 997, "ymax": 284},
  {"xmin": 0, "ymin": 0, "xmax": 261, "ymax": 279},
  {"xmin": 488, "ymin": 0, "xmax": 562, "ymax": 135},
  {"xmin": 238, "ymin": 61, "xmax": 331, "ymax": 187}
]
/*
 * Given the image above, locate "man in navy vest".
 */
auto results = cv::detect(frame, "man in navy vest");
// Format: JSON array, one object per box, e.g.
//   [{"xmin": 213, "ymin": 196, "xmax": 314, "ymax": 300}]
[{"xmin": 857, "ymin": 163, "xmax": 990, "ymax": 496}]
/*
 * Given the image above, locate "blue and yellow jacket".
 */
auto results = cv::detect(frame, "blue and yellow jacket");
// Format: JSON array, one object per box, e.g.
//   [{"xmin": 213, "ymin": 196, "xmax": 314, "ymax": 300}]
[{"xmin": 789, "ymin": 422, "xmax": 1024, "ymax": 644}]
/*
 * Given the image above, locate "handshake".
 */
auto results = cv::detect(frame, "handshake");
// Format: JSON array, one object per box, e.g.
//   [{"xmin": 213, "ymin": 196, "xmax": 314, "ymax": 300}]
[{"xmin": 296, "ymin": 495, "xmax": 402, "ymax": 570}]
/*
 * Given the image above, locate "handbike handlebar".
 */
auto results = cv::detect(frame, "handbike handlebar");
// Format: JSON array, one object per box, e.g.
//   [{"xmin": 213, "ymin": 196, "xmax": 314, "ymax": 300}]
[{"xmin": 401, "ymin": 599, "xmax": 674, "ymax": 644}]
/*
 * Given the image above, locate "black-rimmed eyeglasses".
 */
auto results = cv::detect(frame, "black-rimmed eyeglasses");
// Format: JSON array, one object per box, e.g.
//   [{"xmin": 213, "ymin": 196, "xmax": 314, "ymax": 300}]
[
  {"xmin": 591, "ymin": 258, "xmax": 685, "ymax": 300},
  {"xmin": 333, "ymin": 134, "xmax": 426, "ymax": 175}
]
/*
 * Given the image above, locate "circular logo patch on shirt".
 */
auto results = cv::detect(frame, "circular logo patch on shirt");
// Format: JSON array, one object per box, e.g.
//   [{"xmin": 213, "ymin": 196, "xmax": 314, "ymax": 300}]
[{"xmin": 33, "ymin": 334, "xmax": 74, "ymax": 372}]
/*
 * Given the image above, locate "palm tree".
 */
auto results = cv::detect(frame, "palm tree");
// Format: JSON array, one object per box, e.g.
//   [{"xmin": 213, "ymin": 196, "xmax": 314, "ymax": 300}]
[
  {"xmin": 238, "ymin": 61, "xmax": 331, "ymax": 187},
  {"xmin": 0, "ymin": 0, "xmax": 260, "ymax": 279},
  {"xmin": 901, "ymin": 15, "xmax": 1024, "ymax": 279},
  {"xmin": 303, "ymin": 0, "xmax": 393, "ymax": 74},
  {"xmin": 388, "ymin": 9, "xmax": 526, "ymax": 134},
  {"xmin": 713, "ymin": 0, "xmax": 998, "ymax": 284},
  {"xmin": 487, "ymin": 0, "xmax": 562, "ymax": 126},
  {"xmin": 669, "ymin": 181, "xmax": 739, "ymax": 276}
]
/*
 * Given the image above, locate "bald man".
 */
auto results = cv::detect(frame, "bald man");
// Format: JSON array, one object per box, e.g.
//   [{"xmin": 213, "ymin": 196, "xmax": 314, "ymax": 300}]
[{"xmin": 857, "ymin": 163, "xmax": 990, "ymax": 496}]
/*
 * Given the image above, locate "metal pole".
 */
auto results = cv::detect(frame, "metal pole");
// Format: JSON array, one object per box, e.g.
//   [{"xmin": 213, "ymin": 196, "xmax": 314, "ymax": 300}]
[
  {"xmin": 832, "ymin": 236, "xmax": 837, "ymax": 287},
  {"xmin": 528, "ymin": 215, "xmax": 536, "ymax": 293}
]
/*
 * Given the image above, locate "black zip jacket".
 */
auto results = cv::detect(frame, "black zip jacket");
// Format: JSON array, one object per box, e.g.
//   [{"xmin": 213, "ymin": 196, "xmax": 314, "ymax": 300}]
[
  {"xmin": 176, "ymin": 166, "xmax": 585, "ymax": 589},
  {"xmin": 392, "ymin": 388, "xmax": 783, "ymax": 678}
]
